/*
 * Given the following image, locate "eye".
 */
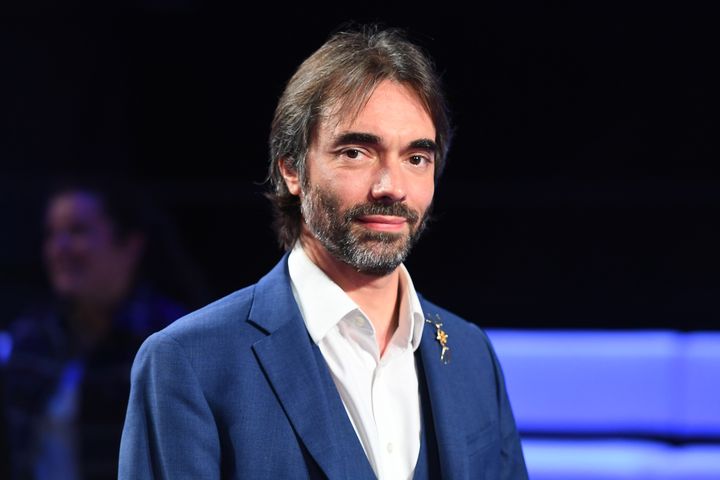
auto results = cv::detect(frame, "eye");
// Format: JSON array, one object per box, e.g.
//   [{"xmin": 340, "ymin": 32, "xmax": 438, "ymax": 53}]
[
  {"xmin": 343, "ymin": 149, "xmax": 362, "ymax": 159},
  {"xmin": 409, "ymin": 154, "xmax": 430, "ymax": 166}
]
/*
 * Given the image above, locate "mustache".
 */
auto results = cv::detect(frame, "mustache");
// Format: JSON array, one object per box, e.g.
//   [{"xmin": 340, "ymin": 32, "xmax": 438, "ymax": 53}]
[{"xmin": 343, "ymin": 202, "xmax": 420, "ymax": 224}]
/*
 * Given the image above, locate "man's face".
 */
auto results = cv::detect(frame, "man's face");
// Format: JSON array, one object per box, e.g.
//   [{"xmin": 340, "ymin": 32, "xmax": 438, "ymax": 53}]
[{"xmin": 296, "ymin": 80, "xmax": 436, "ymax": 275}]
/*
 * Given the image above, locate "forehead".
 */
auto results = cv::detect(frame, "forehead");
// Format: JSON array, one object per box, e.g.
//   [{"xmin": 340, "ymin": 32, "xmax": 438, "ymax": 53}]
[
  {"xmin": 47, "ymin": 191, "xmax": 104, "ymax": 222},
  {"xmin": 319, "ymin": 80, "xmax": 435, "ymax": 139}
]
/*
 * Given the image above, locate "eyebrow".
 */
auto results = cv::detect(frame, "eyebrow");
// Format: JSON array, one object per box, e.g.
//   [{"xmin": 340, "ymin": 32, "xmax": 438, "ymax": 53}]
[
  {"xmin": 409, "ymin": 139, "xmax": 438, "ymax": 153},
  {"xmin": 331, "ymin": 132, "xmax": 438, "ymax": 154},
  {"xmin": 331, "ymin": 132, "xmax": 382, "ymax": 149}
]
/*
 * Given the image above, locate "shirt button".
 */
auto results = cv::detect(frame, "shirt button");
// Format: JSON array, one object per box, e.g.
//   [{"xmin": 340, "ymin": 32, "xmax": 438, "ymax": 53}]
[{"xmin": 386, "ymin": 442, "xmax": 394, "ymax": 454}]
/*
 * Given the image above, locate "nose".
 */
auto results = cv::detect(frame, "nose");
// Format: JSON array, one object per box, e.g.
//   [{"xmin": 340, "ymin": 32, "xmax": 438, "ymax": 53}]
[{"xmin": 370, "ymin": 159, "xmax": 406, "ymax": 204}]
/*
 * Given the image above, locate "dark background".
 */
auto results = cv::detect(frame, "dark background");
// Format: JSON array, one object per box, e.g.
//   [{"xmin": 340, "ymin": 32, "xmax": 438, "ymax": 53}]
[{"xmin": 1, "ymin": 1, "xmax": 717, "ymax": 330}]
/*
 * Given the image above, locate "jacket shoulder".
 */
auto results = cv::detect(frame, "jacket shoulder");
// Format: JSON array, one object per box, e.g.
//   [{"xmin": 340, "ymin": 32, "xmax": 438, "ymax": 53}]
[
  {"xmin": 162, "ymin": 285, "xmax": 254, "ymax": 336},
  {"xmin": 136, "ymin": 285, "xmax": 258, "ymax": 364}
]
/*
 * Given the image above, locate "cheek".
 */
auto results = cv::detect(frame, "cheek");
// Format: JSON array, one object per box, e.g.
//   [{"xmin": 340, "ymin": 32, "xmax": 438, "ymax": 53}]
[
  {"xmin": 317, "ymin": 172, "xmax": 371, "ymax": 205},
  {"xmin": 44, "ymin": 236, "xmax": 85, "ymax": 267},
  {"xmin": 84, "ymin": 236, "xmax": 120, "ymax": 270},
  {"xmin": 411, "ymin": 179, "xmax": 435, "ymax": 212}
]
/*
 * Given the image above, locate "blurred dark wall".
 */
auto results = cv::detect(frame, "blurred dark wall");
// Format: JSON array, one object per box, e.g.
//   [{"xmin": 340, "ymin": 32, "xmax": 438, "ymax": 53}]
[{"xmin": 2, "ymin": 1, "xmax": 718, "ymax": 330}]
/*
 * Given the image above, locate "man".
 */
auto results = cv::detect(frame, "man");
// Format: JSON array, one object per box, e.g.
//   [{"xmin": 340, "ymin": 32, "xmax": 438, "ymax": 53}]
[{"xmin": 119, "ymin": 25, "xmax": 528, "ymax": 479}]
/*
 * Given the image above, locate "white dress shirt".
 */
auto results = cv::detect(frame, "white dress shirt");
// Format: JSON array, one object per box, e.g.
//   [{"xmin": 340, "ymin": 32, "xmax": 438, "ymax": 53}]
[{"xmin": 287, "ymin": 243, "xmax": 426, "ymax": 480}]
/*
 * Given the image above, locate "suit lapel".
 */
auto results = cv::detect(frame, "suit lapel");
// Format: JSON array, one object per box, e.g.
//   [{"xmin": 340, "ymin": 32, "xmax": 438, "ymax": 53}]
[
  {"xmin": 418, "ymin": 302, "xmax": 469, "ymax": 480},
  {"xmin": 248, "ymin": 256, "xmax": 373, "ymax": 480}
]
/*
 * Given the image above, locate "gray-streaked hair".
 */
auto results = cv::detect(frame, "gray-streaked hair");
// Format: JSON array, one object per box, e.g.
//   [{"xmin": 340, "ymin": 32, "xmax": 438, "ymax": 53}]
[{"xmin": 267, "ymin": 25, "xmax": 453, "ymax": 250}]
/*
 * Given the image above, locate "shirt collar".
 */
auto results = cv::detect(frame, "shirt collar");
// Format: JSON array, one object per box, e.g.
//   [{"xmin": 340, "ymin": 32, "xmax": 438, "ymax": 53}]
[{"xmin": 287, "ymin": 242, "xmax": 426, "ymax": 351}]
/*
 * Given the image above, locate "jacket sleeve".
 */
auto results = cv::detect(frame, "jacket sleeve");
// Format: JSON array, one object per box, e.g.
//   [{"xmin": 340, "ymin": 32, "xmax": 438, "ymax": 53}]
[
  {"xmin": 486, "ymin": 333, "xmax": 529, "ymax": 480},
  {"xmin": 118, "ymin": 332, "xmax": 221, "ymax": 479}
]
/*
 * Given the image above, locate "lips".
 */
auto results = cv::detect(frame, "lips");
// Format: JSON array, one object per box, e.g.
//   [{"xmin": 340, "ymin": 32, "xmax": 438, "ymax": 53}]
[{"xmin": 355, "ymin": 215, "xmax": 408, "ymax": 232}]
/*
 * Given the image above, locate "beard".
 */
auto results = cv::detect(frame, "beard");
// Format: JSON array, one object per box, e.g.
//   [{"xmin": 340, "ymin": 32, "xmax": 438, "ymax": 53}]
[{"xmin": 300, "ymin": 184, "xmax": 429, "ymax": 276}]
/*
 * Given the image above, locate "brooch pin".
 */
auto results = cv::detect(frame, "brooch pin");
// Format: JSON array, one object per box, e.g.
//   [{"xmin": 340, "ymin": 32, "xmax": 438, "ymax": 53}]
[{"xmin": 425, "ymin": 314, "xmax": 450, "ymax": 364}]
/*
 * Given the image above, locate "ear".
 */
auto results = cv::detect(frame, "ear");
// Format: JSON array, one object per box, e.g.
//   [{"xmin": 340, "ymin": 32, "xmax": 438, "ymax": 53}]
[{"xmin": 278, "ymin": 157, "xmax": 302, "ymax": 196}]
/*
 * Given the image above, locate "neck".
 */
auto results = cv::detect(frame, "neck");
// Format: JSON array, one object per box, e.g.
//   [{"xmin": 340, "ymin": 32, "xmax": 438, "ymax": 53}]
[
  {"xmin": 300, "ymin": 232, "xmax": 402, "ymax": 355},
  {"xmin": 67, "ymin": 301, "xmax": 116, "ymax": 350}
]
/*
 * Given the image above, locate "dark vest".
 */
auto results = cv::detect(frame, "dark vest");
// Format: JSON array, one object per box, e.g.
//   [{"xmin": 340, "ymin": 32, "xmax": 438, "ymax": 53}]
[
  {"xmin": 314, "ymin": 341, "xmax": 442, "ymax": 479},
  {"xmin": 413, "ymin": 351, "xmax": 442, "ymax": 480}
]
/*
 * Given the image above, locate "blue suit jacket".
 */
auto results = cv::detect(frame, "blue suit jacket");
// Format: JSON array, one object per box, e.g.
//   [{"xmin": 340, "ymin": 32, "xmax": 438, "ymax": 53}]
[{"xmin": 119, "ymin": 256, "xmax": 528, "ymax": 479}]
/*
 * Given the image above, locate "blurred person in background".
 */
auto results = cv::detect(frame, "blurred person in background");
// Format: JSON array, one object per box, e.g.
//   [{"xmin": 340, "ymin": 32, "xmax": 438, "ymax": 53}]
[{"xmin": 1, "ymin": 177, "xmax": 206, "ymax": 479}]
